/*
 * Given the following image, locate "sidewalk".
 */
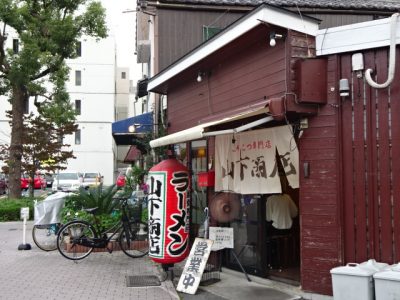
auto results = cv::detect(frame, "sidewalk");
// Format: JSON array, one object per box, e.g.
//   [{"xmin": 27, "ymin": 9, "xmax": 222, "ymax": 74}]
[
  {"xmin": 0, "ymin": 221, "xmax": 178, "ymax": 300},
  {"xmin": 0, "ymin": 221, "xmax": 331, "ymax": 300}
]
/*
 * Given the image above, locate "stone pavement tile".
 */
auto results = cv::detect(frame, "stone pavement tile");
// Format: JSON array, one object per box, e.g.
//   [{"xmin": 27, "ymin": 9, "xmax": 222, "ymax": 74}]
[{"xmin": 0, "ymin": 221, "xmax": 179, "ymax": 300}]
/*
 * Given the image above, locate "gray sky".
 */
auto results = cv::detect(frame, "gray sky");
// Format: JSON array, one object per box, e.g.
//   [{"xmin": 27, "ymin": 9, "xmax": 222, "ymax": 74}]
[{"xmin": 101, "ymin": 0, "xmax": 141, "ymax": 81}]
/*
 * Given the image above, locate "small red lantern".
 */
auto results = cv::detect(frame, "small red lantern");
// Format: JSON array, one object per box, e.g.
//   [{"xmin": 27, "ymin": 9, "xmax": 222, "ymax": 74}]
[{"xmin": 147, "ymin": 158, "xmax": 190, "ymax": 265}]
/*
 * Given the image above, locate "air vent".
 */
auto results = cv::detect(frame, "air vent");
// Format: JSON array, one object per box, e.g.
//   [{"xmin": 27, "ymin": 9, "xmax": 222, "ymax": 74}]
[{"xmin": 136, "ymin": 77, "xmax": 148, "ymax": 99}]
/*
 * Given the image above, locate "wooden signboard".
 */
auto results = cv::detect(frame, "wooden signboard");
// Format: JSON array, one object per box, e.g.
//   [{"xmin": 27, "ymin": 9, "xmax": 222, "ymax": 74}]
[{"xmin": 176, "ymin": 238, "xmax": 213, "ymax": 295}]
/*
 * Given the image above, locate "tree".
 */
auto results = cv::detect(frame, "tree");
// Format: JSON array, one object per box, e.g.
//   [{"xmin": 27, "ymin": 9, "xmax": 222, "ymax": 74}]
[
  {"xmin": 0, "ymin": 109, "xmax": 77, "ymax": 197},
  {"xmin": 0, "ymin": 0, "xmax": 107, "ymax": 198}
]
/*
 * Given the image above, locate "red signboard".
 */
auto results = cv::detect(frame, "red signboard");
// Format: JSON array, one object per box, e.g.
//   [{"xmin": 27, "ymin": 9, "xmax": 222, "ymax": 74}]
[{"xmin": 197, "ymin": 171, "xmax": 215, "ymax": 187}]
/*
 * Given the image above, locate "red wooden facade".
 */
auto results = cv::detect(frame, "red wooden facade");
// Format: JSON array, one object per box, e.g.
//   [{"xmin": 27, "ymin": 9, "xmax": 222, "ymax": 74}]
[
  {"xmin": 299, "ymin": 47, "xmax": 400, "ymax": 294},
  {"xmin": 167, "ymin": 25, "xmax": 298, "ymax": 133},
  {"xmin": 154, "ymin": 14, "xmax": 400, "ymax": 295}
]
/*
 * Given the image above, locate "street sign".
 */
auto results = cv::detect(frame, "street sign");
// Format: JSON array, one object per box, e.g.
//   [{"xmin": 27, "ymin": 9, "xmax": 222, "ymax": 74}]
[
  {"xmin": 18, "ymin": 207, "xmax": 31, "ymax": 250},
  {"xmin": 20, "ymin": 207, "xmax": 29, "ymax": 220},
  {"xmin": 209, "ymin": 227, "xmax": 234, "ymax": 251},
  {"xmin": 176, "ymin": 238, "xmax": 213, "ymax": 295}
]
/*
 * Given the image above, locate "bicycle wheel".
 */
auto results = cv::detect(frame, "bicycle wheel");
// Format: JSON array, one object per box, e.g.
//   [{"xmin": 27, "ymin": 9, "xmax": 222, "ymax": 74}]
[
  {"xmin": 119, "ymin": 221, "xmax": 149, "ymax": 258},
  {"xmin": 32, "ymin": 223, "xmax": 60, "ymax": 251},
  {"xmin": 57, "ymin": 220, "xmax": 96, "ymax": 260}
]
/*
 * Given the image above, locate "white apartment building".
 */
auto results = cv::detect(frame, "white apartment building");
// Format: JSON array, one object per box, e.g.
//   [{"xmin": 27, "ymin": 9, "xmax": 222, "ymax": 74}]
[
  {"xmin": 115, "ymin": 67, "xmax": 134, "ymax": 173},
  {"xmin": 0, "ymin": 32, "xmax": 118, "ymax": 186},
  {"xmin": 64, "ymin": 36, "xmax": 116, "ymax": 185}
]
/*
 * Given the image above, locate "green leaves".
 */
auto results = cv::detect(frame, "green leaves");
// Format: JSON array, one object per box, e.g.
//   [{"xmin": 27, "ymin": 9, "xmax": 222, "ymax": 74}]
[
  {"xmin": 0, "ymin": 0, "xmax": 108, "ymax": 97},
  {"xmin": 1, "ymin": 0, "xmax": 108, "ymax": 198},
  {"xmin": 61, "ymin": 184, "xmax": 121, "ymax": 232},
  {"xmin": 66, "ymin": 184, "xmax": 120, "ymax": 216},
  {"xmin": 81, "ymin": 2, "xmax": 107, "ymax": 38}
]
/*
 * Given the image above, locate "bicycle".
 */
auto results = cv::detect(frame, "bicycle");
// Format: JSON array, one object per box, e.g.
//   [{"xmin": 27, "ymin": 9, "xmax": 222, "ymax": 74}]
[
  {"xmin": 32, "ymin": 223, "xmax": 61, "ymax": 251},
  {"xmin": 32, "ymin": 192, "xmax": 70, "ymax": 251},
  {"xmin": 56, "ymin": 196, "xmax": 149, "ymax": 260}
]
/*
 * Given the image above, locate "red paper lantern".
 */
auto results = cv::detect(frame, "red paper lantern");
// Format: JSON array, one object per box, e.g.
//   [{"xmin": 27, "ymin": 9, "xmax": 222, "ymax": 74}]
[{"xmin": 147, "ymin": 158, "xmax": 190, "ymax": 265}]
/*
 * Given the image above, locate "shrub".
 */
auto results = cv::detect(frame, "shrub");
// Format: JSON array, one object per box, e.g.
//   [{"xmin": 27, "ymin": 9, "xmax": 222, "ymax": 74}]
[
  {"xmin": 0, "ymin": 198, "xmax": 35, "ymax": 221},
  {"xmin": 60, "ymin": 184, "xmax": 121, "ymax": 232}
]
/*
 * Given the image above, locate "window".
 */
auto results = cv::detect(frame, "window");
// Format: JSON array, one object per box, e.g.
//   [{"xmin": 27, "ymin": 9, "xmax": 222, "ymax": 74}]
[
  {"xmin": 76, "ymin": 41, "xmax": 82, "ymax": 57},
  {"xmin": 75, "ymin": 100, "xmax": 81, "ymax": 115},
  {"xmin": 13, "ymin": 39, "xmax": 19, "ymax": 54},
  {"xmin": 121, "ymin": 71, "xmax": 126, "ymax": 79},
  {"xmin": 190, "ymin": 140, "xmax": 207, "ymax": 238},
  {"xmin": 75, "ymin": 129, "xmax": 81, "ymax": 145},
  {"xmin": 202, "ymin": 26, "xmax": 222, "ymax": 41},
  {"xmin": 75, "ymin": 70, "xmax": 81, "ymax": 86}
]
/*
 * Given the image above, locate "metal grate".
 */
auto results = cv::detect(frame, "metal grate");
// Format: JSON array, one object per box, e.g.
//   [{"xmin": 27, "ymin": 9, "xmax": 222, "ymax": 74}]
[{"xmin": 125, "ymin": 275, "xmax": 161, "ymax": 287}]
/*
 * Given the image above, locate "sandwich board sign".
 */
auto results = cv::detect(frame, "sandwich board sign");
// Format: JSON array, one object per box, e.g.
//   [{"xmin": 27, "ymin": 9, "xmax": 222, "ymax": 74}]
[{"xmin": 176, "ymin": 238, "xmax": 213, "ymax": 295}]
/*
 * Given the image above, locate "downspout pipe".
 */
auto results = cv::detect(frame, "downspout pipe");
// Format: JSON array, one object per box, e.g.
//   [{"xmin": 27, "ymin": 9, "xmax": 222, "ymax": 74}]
[{"xmin": 365, "ymin": 13, "xmax": 399, "ymax": 89}]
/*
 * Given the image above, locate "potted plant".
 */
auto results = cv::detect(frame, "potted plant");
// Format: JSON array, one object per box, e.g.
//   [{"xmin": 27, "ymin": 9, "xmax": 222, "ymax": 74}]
[
  {"xmin": 61, "ymin": 184, "xmax": 121, "ymax": 234},
  {"xmin": 122, "ymin": 165, "xmax": 147, "ymax": 196}
]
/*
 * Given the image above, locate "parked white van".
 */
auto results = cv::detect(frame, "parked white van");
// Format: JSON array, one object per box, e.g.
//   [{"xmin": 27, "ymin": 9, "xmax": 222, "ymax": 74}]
[
  {"xmin": 82, "ymin": 172, "xmax": 102, "ymax": 189},
  {"xmin": 52, "ymin": 170, "xmax": 82, "ymax": 192}
]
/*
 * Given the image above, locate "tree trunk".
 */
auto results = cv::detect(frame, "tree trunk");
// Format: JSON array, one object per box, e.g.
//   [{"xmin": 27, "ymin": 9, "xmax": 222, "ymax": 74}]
[
  {"xmin": 29, "ymin": 170, "xmax": 35, "ymax": 198},
  {"xmin": 8, "ymin": 86, "xmax": 26, "ymax": 199}
]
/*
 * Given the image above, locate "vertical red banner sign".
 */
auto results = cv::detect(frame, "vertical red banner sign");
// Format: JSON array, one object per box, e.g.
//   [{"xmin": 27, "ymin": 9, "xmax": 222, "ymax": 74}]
[{"xmin": 147, "ymin": 158, "xmax": 190, "ymax": 264}]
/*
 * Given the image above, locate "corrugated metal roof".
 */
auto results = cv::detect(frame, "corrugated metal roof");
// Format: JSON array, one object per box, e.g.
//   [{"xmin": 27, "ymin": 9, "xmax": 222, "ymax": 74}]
[{"xmin": 158, "ymin": 0, "xmax": 400, "ymax": 11}]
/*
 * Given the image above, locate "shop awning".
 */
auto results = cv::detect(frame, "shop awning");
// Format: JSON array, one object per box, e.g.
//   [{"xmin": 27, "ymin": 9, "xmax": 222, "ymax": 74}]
[
  {"xmin": 112, "ymin": 112, "xmax": 153, "ymax": 145},
  {"xmin": 123, "ymin": 146, "xmax": 142, "ymax": 163},
  {"xmin": 150, "ymin": 101, "xmax": 273, "ymax": 148}
]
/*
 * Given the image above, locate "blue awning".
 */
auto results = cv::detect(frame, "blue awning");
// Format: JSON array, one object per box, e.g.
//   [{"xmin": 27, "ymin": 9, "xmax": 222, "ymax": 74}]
[{"xmin": 112, "ymin": 112, "xmax": 153, "ymax": 145}]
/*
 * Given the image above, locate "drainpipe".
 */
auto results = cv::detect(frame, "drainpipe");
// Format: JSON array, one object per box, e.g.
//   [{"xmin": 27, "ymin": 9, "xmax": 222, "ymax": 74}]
[
  {"xmin": 148, "ymin": 14, "xmax": 158, "ymax": 163},
  {"xmin": 365, "ymin": 13, "xmax": 399, "ymax": 89}
]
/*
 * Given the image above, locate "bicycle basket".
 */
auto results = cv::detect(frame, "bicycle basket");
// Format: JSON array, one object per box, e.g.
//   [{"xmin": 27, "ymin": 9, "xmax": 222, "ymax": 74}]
[
  {"xmin": 126, "ymin": 192, "xmax": 148, "ymax": 221},
  {"xmin": 127, "ymin": 204, "xmax": 142, "ymax": 221}
]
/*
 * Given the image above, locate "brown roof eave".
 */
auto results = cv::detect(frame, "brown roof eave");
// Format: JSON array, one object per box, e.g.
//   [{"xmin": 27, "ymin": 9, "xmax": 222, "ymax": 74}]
[
  {"xmin": 286, "ymin": 7, "xmax": 397, "ymax": 15},
  {"xmin": 145, "ymin": 1, "xmax": 254, "ymax": 12},
  {"xmin": 143, "ymin": 0, "xmax": 400, "ymax": 14}
]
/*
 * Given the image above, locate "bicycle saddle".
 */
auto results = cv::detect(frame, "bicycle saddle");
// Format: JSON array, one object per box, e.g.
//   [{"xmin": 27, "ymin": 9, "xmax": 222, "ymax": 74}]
[{"xmin": 83, "ymin": 207, "xmax": 98, "ymax": 214}]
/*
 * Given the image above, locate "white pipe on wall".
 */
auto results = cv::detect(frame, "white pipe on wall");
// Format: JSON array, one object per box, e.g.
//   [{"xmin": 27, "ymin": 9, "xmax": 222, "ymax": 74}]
[{"xmin": 365, "ymin": 13, "xmax": 399, "ymax": 89}]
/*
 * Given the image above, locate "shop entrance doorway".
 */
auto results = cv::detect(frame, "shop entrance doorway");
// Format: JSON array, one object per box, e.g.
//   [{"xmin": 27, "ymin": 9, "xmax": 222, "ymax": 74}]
[{"xmin": 224, "ymin": 178, "xmax": 300, "ymax": 285}]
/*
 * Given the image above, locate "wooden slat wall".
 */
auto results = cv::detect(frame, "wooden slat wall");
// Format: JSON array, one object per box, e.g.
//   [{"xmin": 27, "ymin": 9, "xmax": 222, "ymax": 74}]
[
  {"xmin": 375, "ymin": 49, "xmax": 392, "ymax": 261},
  {"xmin": 300, "ymin": 47, "xmax": 400, "ymax": 295},
  {"xmin": 299, "ymin": 54, "xmax": 342, "ymax": 295},
  {"xmin": 157, "ymin": 9, "xmax": 244, "ymax": 71},
  {"xmin": 299, "ymin": 48, "xmax": 400, "ymax": 294},
  {"xmin": 156, "ymin": 9, "xmax": 377, "ymax": 72},
  {"xmin": 340, "ymin": 48, "xmax": 400, "ymax": 264},
  {"xmin": 391, "ymin": 48, "xmax": 400, "ymax": 265},
  {"xmin": 167, "ymin": 28, "xmax": 286, "ymax": 133},
  {"xmin": 311, "ymin": 13, "xmax": 373, "ymax": 29},
  {"xmin": 156, "ymin": 9, "xmax": 376, "ymax": 69}
]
